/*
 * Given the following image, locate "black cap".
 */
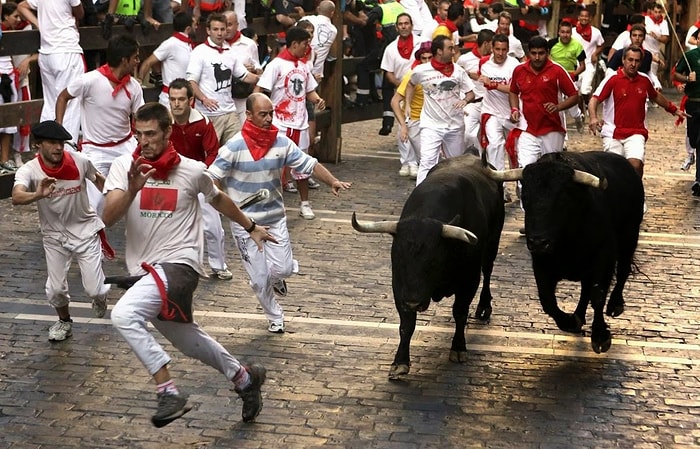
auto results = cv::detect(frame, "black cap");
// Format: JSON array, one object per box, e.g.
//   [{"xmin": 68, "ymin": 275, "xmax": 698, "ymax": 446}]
[{"xmin": 31, "ymin": 121, "xmax": 73, "ymax": 141}]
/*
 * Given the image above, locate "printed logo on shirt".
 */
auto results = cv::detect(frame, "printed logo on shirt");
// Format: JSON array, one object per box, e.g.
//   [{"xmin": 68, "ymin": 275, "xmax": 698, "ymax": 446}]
[
  {"xmin": 48, "ymin": 185, "xmax": 82, "ymax": 198},
  {"xmin": 139, "ymin": 187, "xmax": 177, "ymax": 218},
  {"xmin": 211, "ymin": 62, "xmax": 232, "ymax": 91}
]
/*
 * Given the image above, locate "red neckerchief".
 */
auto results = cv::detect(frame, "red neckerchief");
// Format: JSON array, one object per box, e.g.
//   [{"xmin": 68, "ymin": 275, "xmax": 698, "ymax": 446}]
[
  {"xmin": 172, "ymin": 32, "xmax": 195, "ymax": 48},
  {"xmin": 226, "ymin": 31, "xmax": 242, "ymax": 45},
  {"xmin": 397, "ymin": 34, "xmax": 414, "ymax": 60},
  {"xmin": 277, "ymin": 48, "xmax": 303, "ymax": 67},
  {"xmin": 97, "ymin": 64, "xmax": 132, "ymax": 100},
  {"xmin": 37, "ymin": 150, "xmax": 80, "ymax": 180},
  {"xmin": 695, "ymin": 20, "xmax": 700, "ymax": 29},
  {"xmin": 471, "ymin": 47, "xmax": 483, "ymax": 58},
  {"xmin": 431, "ymin": 58, "xmax": 454, "ymax": 77},
  {"xmin": 302, "ymin": 46, "xmax": 312, "ymax": 63},
  {"xmin": 576, "ymin": 23, "xmax": 592, "ymax": 41},
  {"xmin": 241, "ymin": 120, "xmax": 280, "ymax": 161},
  {"xmin": 1, "ymin": 24, "xmax": 10, "ymax": 31},
  {"xmin": 203, "ymin": 39, "xmax": 228, "ymax": 54},
  {"xmin": 645, "ymin": 13, "xmax": 664, "ymax": 25},
  {"xmin": 132, "ymin": 141, "xmax": 181, "ymax": 180},
  {"xmin": 443, "ymin": 19, "xmax": 458, "ymax": 34},
  {"xmin": 434, "ymin": 14, "xmax": 445, "ymax": 24}
]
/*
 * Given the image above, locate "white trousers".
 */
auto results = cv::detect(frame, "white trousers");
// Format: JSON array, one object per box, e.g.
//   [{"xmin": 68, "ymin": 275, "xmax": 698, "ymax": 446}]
[
  {"xmin": 397, "ymin": 119, "xmax": 420, "ymax": 167},
  {"xmin": 517, "ymin": 131, "xmax": 565, "ymax": 168},
  {"xmin": 43, "ymin": 233, "xmax": 109, "ymax": 309},
  {"xmin": 38, "ymin": 53, "xmax": 84, "ymax": 144},
  {"xmin": 484, "ymin": 115, "xmax": 517, "ymax": 171},
  {"xmin": 416, "ymin": 127, "xmax": 465, "ymax": 185},
  {"xmin": 111, "ymin": 264, "xmax": 242, "ymax": 378},
  {"xmin": 199, "ymin": 193, "xmax": 228, "ymax": 272},
  {"xmin": 231, "ymin": 216, "xmax": 295, "ymax": 324},
  {"xmin": 464, "ymin": 102, "xmax": 482, "ymax": 153}
]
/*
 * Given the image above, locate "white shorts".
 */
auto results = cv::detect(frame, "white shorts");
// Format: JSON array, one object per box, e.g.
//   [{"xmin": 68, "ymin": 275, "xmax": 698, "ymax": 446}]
[
  {"xmin": 517, "ymin": 131, "xmax": 566, "ymax": 168},
  {"xmin": 602, "ymin": 135, "xmax": 646, "ymax": 162}
]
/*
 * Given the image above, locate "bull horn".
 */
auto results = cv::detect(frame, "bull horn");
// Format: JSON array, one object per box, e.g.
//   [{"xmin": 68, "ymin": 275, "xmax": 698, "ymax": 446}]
[
  {"xmin": 485, "ymin": 167, "xmax": 523, "ymax": 182},
  {"xmin": 441, "ymin": 224, "xmax": 478, "ymax": 245},
  {"xmin": 572, "ymin": 170, "xmax": 608, "ymax": 190},
  {"xmin": 351, "ymin": 212, "xmax": 398, "ymax": 234}
]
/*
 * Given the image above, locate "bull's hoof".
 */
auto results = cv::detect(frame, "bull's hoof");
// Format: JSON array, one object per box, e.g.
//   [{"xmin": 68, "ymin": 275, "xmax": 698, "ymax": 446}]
[
  {"xmin": 557, "ymin": 313, "xmax": 584, "ymax": 333},
  {"xmin": 389, "ymin": 363, "xmax": 410, "ymax": 379},
  {"xmin": 606, "ymin": 301, "xmax": 624, "ymax": 317},
  {"xmin": 474, "ymin": 305, "xmax": 492, "ymax": 321},
  {"xmin": 449, "ymin": 349, "xmax": 468, "ymax": 363},
  {"xmin": 591, "ymin": 327, "xmax": 612, "ymax": 353}
]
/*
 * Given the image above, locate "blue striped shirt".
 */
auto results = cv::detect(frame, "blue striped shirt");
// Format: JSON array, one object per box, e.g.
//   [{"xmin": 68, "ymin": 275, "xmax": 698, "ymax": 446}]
[{"xmin": 207, "ymin": 131, "xmax": 318, "ymax": 225}]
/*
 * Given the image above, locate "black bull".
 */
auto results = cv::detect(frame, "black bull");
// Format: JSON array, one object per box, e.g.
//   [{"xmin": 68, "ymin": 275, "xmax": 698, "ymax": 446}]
[
  {"xmin": 493, "ymin": 151, "xmax": 644, "ymax": 353},
  {"xmin": 352, "ymin": 154, "xmax": 505, "ymax": 379}
]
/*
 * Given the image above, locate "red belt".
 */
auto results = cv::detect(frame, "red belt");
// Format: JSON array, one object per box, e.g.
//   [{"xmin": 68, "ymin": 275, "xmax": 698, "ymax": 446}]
[
  {"xmin": 78, "ymin": 132, "xmax": 133, "ymax": 151},
  {"xmin": 161, "ymin": 85, "xmax": 169, "ymax": 94}
]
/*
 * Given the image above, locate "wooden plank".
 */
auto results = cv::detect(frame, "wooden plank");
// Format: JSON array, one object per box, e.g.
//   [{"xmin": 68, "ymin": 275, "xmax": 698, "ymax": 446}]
[{"xmin": 0, "ymin": 99, "xmax": 44, "ymax": 128}]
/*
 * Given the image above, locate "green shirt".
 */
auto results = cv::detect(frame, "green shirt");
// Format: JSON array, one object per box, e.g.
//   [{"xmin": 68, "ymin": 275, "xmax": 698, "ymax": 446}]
[
  {"xmin": 548, "ymin": 38, "xmax": 585, "ymax": 72},
  {"xmin": 675, "ymin": 48, "xmax": 700, "ymax": 99}
]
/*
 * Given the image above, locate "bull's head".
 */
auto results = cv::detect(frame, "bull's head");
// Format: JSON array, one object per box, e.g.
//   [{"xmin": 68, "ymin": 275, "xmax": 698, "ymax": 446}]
[
  {"xmin": 352, "ymin": 213, "xmax": 478, "ymax": 311},
  {"xmin": 484, "ymin": 159, "xmax": 607, "ymax": 255}
]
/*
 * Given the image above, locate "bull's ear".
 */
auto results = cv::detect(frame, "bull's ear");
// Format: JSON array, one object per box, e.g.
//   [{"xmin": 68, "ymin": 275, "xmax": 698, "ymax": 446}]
[{"xmin": 447, "ymin": 215, "xmax": 461, "ymax": 226}]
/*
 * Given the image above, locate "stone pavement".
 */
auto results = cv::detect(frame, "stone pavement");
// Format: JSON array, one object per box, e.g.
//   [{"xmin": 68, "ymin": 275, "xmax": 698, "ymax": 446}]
[{"xmin": 1, "ymin": 91, "xmax": 700, "ymax": 448}]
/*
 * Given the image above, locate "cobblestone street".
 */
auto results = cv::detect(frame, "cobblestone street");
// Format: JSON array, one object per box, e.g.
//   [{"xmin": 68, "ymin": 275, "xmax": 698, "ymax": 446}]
[{"xmin": 1, "ymin": 90, "xmax": 699, "ymax": 448}]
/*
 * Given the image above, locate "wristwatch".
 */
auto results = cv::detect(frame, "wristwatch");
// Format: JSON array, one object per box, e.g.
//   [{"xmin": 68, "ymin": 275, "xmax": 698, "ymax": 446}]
[{"xmin": 245, "ymin": 218, "xmax": 256, "ymax": 233}]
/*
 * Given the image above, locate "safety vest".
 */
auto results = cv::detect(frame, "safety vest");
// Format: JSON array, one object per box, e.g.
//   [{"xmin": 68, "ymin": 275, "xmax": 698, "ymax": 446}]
[
  {"xmin": 188, "ymin": 0, "xmax": 225, "ymax": 12},
  {"xmin": 115, "ymin": 0, "xmax": 140, "ymax": 16},
  {"xmin": 379, "ymin": 2, "xmax": 405, "ymax": 27}
]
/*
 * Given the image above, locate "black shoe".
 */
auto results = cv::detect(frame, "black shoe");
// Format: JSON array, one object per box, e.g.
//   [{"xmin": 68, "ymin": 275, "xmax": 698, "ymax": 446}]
[
  {"xmin": 692, "ymin": 182, "xmax": 700, "ymax": 197},
  {"xmin": 151, "ymin": 392, "xmax": 192, "ymax": 428},
  {"xmin": 519, "ymin": 227, "xmax": 526, "ymax": 236},
  {"xmin": 272, "ymin": 279, "xmax": 287, "ymax": 297},
  {"xmin": 235, "ymin": 364, "xmax": 267, "ymax": 422},
  {"xmin": 378, "ymin": 125, "xmax": 392, "ymax": 136}
]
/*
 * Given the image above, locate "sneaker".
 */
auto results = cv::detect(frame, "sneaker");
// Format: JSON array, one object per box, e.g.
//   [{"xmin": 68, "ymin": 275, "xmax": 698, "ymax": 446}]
[
  {"xmin": 692, "ymin": 182, "xmax": 700, "ymax": 197},
  {"xmin": 518, "ymin": 227, "xmax": 526, "ymax": 236},
  {"xmin": 307, "ymin": 178, "xmax": 320, "ymax": 189},
  {"xmin": 283, "ymin": 181, "xmax": 298, "ymax": 193},
  {"xmin": 681, "ymin": 154, "xmax": 695, "ymax": 171},
  {"xmin": 299, "ymin": 202, "xmax": 315, "ymax": 220},
  {"xmin": 643, "ymin": 201, "xmax": 648, "ymax": 214},
  {"xmin": 212, "ymin": 268, "xmax": 233, "ymax": 280},
  {"xmin": 48, "ymin": 319, "xmax": 73, "ymax": 341},
  {"xmin": 272, "ymin": 279, "xmax": 287, "ymax": 296},
  {"xmin": 1, "ymin": 160, "xmax": 17, "ymax": 172},
  {"xmin": 151, "ymin": 392, "xmax": 192, "ymax": 428},
  {"xmin": 575, "ymin": 117, "xmax": 584, "ymax": 134},
  {"xmin": 503, "ymin": 187, "xmax": 512, "ymax": 203},
  {"xmin": 408, "ymin": 165, "xmax": 418, "ymax": 179},
  {"xmin": 268, "ymin": 321, "xmax": 285, "ymax": 333},
  {"xmin": 398, "ymin": 164, "xmax": 410, "ymax": 177},
  {"xmin": 235, "ymin": 364, "xmax": 267, "ymax": 422},
  {"xmin": 13, "ymin": 152, "xmax": 23, "ymax": 168},
  {"xmin": 92, "ymin": 294, "xmax": 107, "ymax": 318}
]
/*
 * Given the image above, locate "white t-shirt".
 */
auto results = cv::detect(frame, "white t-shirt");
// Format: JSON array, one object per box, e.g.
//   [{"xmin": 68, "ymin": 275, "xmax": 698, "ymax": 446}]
[
  {"xmin": 410, "ymin": 63, "xmax": 474, "ymax": 129},
  {"xmin": 572, "ymin": 26, "xmax": 604, "ymax": 63},
  {"xmin": 14, "ymin": 152, "xmax": 104, "ymax": 245},
  {"xmin": 305, "ymin": 15, "xmax": 338, "ymax": 77},
  {"xmin": 257, "ymin": 56, "xmax": 318, "ymax": 130},
  {"xmin": 644, "ymin": 15, "xmax": 669, "ymax": 55},
  {"xmin": 456, "ymin": 50, "xmax": 485, "ymax": 99},
  {"xmin": 186, "ymin": 39, "xmax": 249, "ymax": 116},
  {"xmin": 507, "ymin": 34, "xmax": 525, "ymax": 60},
  {"xmin": 611, "ymin": 31, "xmax": 630, "ymax": 52},
  {"xmin": 398, "ymin": 0, "xmax": 433, "ymax": 34},
  {"xmin": 685, "ymin": 25, "xmax": 698, "ymax": 50},
  {"xmin": 26, "ymin": 0, "xmax": 83, "ymax": 54},
  {"xmin": 228, "ymin": 34, "xmax": 261, "ymax": 70},
  {"xmin": 152, "ymin": 34, "xmax": 193, "ymax": 89},
  {"xmin": 480, "ymin": 55, "xmax": 520, "ymax": 119},
  {"xmin": 67, "ymin": 69, "xmax": 144, "ymax": 148},
  {"xmin": 105, "ymin": 154, "xmax": 218, "ymax": 276}
]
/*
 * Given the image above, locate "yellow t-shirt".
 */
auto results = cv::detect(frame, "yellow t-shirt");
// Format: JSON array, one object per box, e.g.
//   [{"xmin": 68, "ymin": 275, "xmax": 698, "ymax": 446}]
[{"xmin": 396, "ymin": 70, "xmax": 423, "ymax": 121}]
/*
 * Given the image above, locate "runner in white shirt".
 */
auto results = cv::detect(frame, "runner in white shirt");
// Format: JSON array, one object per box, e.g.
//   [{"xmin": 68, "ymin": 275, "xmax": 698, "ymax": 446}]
[
  {"xmin": 685, "ymin": 12, "xmax": 700, "ymax": 50},
  {"xmin": 12, "ymin": 121, "xmax": 110, "ymax": 342},
  {"xmin": 495, "ymin": 12, "xmax": 524, "ymax": 61},
  {"xmin": 186, "ymin": 12, "xmax": 259, "ymax": 145},
  {"xmin": 457, "ymin": 29, "xmax": 493, "ymax": 153},
  {"xmin": 224, "ymin": 10, "xmax": 261, "ymax": 125},
  {"xmin": 406, "ymin": 35, "xmax": 475, "ymax": 184},
  {"xmin": 478, "ymin": 34, "xmax": 520, "ymax": 200},
  {"xmin": 396, "ymin": 0, "xmax": 432, "ymax": 37},
  {"xmin": 138, "ymin": 11, "xmax": 195, "ymax": 107},
  {"xmin": 643, "ymin": 2, "xmax": 669, "ymax": 78},
  {"xmin": 305, "ymin": 1, "xmax": 338, "ymax": 79},
  {"xmin": 56, "ymin": 34, "xmax": 144, "ymax": 216},
  {"xmin": 255, "ymin": 26, "xmax": 326, "ymax": 220},
  {"xmin": 571, "ymin": 7, "xmax": 604, "ymax": 106},
  {"xmin": 18, "ymin": 0, "xmax": 85, "ymax": 145}
]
